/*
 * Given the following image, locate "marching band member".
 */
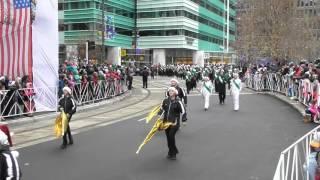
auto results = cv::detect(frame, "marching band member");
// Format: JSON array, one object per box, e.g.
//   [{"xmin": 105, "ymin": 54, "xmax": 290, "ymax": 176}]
[
  {"xmin": 0, "ymin": 131, "xmax": 21, "ymax": 180},
  {"xmin": 201, "ymin": 77, "xmax": 214, "ymax": 111},
  {"xmin": 230, "ymin": 73, "xmax": 242, "ymax": 111},
  {"xmin": 58, "ymin": 87, "xmax": 77, "ymax": 149},
  {"xmin": 215, "ymin": 70, "xmax": 227, "ymax": 105},
  {"xmin": 160, "ymin": 87, "xmax": 185, "ymax": 160},
  {"xmin": 168, "ymin": 79, "xmax": 188, "ymax": 125}
]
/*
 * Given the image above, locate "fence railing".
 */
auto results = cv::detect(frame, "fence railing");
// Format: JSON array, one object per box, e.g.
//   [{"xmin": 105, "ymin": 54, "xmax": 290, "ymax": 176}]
[
  {"xmin": 273, "ymin": 125, "xmax": 320, "ymax": 180},
  {"xmin": 245, "ymin": 72, "xmax": 320, "ymax": 180},
  {"xmin": 246, "ymin": 73, "xmax": 320, "ymax": 107},
  {"xmin": 0, "ymin": 79, "xmax": 128, "ymax": 119}
]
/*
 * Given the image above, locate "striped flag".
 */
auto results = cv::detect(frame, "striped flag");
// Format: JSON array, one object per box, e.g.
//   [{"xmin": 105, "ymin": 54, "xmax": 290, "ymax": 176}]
[{"xmin": 0, "ymin": 0, "xmax": 32, "ymax": 80}]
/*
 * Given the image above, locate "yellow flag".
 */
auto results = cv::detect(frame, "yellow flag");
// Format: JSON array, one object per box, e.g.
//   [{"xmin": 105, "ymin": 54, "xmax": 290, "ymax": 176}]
[
  {"xmin": 145, "ymin": 105, "xmax": 161, "ymax": 124},
  {"xmin": 136, "ymin": 118, "xmax": 173, "ymax": 154},
  {"xmin": 54, "ymin": 115, "xmax": 63, "ymax": 138},
  {"xmin": 54, "ymin": 111, "xmax": 68, "ymax": 138}
]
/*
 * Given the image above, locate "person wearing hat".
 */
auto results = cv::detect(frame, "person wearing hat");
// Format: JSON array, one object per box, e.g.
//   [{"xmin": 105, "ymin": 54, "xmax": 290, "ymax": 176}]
[
  {"xmin": 200, "ymin": 77, "xmax": 214, "ymax": 111},
  {"xmin": 0, "ymin": 131, "xmax": 21, "ymax": 180},
  {"xmin": 58, "ymin": 87, "xmax": 77, "ymax": 149},
  {"xmin": 168, "ymin": 79, "xmax": 188, "ymax": 124},
  {"xmin": 215, "ymin": 69, "xmax": 227, "ymax": 105},
  {"xmin": 159, "ymin": 87, "xmax": 185, "ymax": 160},
  {"xmin": 230, "ymin": 73, "xmax": 242, "ymax": 111}
]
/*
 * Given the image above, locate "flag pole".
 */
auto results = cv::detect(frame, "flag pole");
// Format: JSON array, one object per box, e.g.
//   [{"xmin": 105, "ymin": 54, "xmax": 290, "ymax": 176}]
[{"xmin": 30, "ymin": 0, "xmax": 34, "ymax": 81}]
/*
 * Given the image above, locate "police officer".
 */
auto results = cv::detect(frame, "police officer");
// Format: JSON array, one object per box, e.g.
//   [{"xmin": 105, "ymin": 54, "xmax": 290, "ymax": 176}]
[{"xmin": 142, "ymin": 66, "xmax": 149, "ymax": 88}]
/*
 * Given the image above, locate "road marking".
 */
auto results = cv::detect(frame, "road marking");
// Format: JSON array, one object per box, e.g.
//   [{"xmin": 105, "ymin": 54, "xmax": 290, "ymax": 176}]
[
  {"xmin": 147, "ymin": 88, "xmax": 167, "ymax": 90},
  {"xmin": 188, "ymin": 92, "xmax": 257, "ymax": 97},
  {"xmin": 92, "ymin": 116, "xmax": 110, "ymax": 119},
  {"xmin": 137, "ymin": 118, "xmax": 145, "ymax": 122}
]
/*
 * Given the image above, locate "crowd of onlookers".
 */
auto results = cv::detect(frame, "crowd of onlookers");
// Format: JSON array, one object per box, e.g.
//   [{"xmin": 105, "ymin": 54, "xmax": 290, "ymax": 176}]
[
  {"xmin": 58, "ymin": 61, "xmax": 130, "ymax": 98},
  {"xmin": 246, "ymin": 60, "xmax": 320, "ymax": 123}
]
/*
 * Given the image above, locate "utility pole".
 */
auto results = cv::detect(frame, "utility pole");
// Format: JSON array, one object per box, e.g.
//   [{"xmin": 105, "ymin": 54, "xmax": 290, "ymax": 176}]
[
  {"xmin": 226, "ymin": 0, "xmax": 230, "ymax": 53},
  {"xmin": 222, "ymin": 0, "xmax": 226, "ymax": 64},
  {"xmin": 101, "ymin": 0, "xmax": 106, "ymax": 63},
  {"xmin": 134, "ymin": 0, "xmax": 138, "ymax": 64}
]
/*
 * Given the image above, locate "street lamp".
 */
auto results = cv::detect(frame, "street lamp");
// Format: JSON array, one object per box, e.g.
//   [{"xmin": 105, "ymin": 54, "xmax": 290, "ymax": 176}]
[
  {"xmin": 101, "ymin": 0, "xmax": 106, "ymax": 63},
  {"xmin": 222, "ymin": 0, "xmax": 230, "ymax": 64}
]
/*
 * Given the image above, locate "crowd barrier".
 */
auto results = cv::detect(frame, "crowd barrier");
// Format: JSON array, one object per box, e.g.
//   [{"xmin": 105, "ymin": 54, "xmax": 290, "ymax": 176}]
[
  {"xmin": 273, "ymin": 126, "xmax": 320, "ymax": 180},
  {"xmin": 246, "ymin": 73, "xmax": 320, "ymax": 107},
  {"xmin": 245, "ymin": 72, "xmax": 320, "ymax": 180},
  {"xmin": 0, "ymin": 79, "xmax": 128, "ymax": 119}
]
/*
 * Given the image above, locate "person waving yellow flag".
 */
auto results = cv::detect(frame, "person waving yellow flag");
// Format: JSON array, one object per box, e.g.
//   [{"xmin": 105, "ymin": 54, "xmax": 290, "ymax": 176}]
[{"xmin": 136, "ymin": 118, "xmax": 173, "ymax": 154}]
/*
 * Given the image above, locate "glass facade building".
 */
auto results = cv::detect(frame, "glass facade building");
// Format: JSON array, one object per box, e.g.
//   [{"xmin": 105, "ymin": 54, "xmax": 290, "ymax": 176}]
[{"xmin": 59, "ymin": 0, "xmax": 236, "ymax": 65}]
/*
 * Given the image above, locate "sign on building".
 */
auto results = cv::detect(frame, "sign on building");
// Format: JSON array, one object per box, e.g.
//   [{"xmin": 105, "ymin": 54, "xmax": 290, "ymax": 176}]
[{"xmin": 105, "ymin": 15, "xmax": 116, "ymax": 40}]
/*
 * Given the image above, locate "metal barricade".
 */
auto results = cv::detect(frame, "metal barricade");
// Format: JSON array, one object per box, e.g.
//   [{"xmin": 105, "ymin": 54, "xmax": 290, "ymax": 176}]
[
  {"xmin": 246, "ymin": 73, "xmax": 320, "ymax": 106},
  {"xmin": 0, "ymin": 79, "xmax": 128, "ymax": 119},
  {"xmin": 273, "ymin": 126, "xmax": 320, "ymax": 180}
]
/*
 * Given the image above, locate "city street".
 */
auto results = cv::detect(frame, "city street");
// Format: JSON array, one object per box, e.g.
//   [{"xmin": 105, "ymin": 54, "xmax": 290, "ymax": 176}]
[{"xmin": 16, "ymin": 78, "xmax": 315, "ymax": 180}]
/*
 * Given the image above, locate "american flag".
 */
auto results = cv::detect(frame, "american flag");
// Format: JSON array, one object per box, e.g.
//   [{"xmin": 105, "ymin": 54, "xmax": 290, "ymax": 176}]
[{"xmin": 0, "ymin": 0, "xmax": 32, "ymax": 80}]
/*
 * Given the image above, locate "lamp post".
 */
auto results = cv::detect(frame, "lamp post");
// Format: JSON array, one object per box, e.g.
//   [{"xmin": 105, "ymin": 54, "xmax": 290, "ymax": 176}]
[
  {"xmin": 222, "ymin": 0, "xmax": 230, "ymax": 64},
  {"xmin": 226, "ymin": 0, "xmax": 230, "ymax": 53},
  {"xmin": 101, "ymin": 0, "xmax": 106, "ymax": 63}
]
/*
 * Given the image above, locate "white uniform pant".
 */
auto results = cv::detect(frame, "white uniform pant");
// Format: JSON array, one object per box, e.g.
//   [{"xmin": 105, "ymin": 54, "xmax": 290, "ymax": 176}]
[
  {"xmin": 204, "ymin": 94, "xmax": 210, "ymax": 109},
  {"xmin": 232, "ymin": 92, "xmax": 240, "ymax": 110}
]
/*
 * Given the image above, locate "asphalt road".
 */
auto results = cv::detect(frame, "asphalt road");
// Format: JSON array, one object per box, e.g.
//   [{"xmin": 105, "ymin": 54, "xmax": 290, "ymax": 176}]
[{"xmin": 18, "ymin": 94, "xmax": 315, "ymax": 180}]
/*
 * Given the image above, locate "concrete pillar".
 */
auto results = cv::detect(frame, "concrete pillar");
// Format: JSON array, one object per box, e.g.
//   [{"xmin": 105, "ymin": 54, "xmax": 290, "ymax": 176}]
[
  {"xmin": 193, "ymin": 50, "xmax": 204, "ymax": 67},
  {"xmin": 107, "ymin": 47, "xmax": 121, "ymax": 65},
  {"xmin": 153, "ymin": 49, "xmax": 166, "ymax": 66}
]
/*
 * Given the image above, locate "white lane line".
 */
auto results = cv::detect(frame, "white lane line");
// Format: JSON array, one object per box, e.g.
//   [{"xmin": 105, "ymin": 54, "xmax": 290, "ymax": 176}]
[
  {"xmin": 138, "ymin": 117, "xmax": 145, "ymax": 122},
  {"xmin": 92, "ymin": 116, "xmax": 110, "ymax": 119},
  {"xmin": 148, "ymin": 88, "xmax": 167, "ymax": 90},
  {"xmin": 187, "ymin": 92, "xmax": 257, "ymax": 97}
]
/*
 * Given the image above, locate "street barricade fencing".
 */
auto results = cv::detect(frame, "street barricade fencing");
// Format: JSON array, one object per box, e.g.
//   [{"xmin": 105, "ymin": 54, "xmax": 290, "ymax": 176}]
[
  {"xmin": 0, "ymin": 79, "xmax": 128, "ymax": 119},
  {"xmin": 245, "ymin": 72, "xmax": 320, "ymax": 180},
  {"xmin": 245, "ymin": 73, "xmax": 319, "ymax": 107},
  {"xmin": 273, "ymin": 126, "xmax": 320, "ymax": 180}
]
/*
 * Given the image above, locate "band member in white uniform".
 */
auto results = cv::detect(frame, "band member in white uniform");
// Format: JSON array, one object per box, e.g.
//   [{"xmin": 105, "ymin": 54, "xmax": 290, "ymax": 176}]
[
  {"xmin": 230, "ymin": 73, "xmax": 242, "ymax": 111},
  {"xmin": 200, "ymin": 77, "xmax": 214, "ymax": 111}
]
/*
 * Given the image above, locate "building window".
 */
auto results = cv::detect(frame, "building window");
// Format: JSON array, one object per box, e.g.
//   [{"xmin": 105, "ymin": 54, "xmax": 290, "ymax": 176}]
[
  {"xmin": 138, "ymin": 10, "xmax": 224, "ymax": 31},
  {"xmin": 70, "ymin": 23, "xmax": 90, "ymax": 30},
  {"xmin": 58, "ymin": 3, "xmax": 63, "ymax": 11},
  {"xmin": 139, "ymin": 29, "xmax": 223, "ymax": 45}
]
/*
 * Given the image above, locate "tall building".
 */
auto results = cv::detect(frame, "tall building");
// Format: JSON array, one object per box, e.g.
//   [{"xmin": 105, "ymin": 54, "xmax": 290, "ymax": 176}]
[
  {"xmin": 59, "ymin": 0, "xmax": 236, "ymax": 66},
  {"xmin": 137, "ymin": 0, "xmax": 236, "ymax": 65}
]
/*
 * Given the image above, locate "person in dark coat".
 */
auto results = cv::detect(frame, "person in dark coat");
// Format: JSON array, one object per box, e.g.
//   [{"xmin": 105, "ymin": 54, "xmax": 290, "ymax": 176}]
[
  {"xmin": 58, "ymin": 87, "xmax": 77, "ymax": 149},
  {"xmin": 160, "ymin": 87, "xmax": 185, "ymax": 160},
  {"xmin": 215, "ymin": 70, "xmax": 227, "ymax": 104},
  {"xmin": 142, "ymin": 67, "xmax": 149, "ymax": 88},
  {"xmin": 0, "ymin": 131, "xmax": 21, "ymax": 180},
  {"xmin": 168, "ymin": 79, "xmax": 188, "ymax": 124}
]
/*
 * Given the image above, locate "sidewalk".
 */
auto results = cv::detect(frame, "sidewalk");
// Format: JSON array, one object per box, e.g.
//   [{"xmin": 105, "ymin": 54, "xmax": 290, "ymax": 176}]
[{"xmin": 10, "ymin": 78, "xmax": 165, "ymax": 149}]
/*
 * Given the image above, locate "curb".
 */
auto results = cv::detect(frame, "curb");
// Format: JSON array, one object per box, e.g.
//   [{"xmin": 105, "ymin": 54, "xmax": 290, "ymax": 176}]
[{"xmin": 247, "ymin": 88, "xmax": 306, "ymax": 116}]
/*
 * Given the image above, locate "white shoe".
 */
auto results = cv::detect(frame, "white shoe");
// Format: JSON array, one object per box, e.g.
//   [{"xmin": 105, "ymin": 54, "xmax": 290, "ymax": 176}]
[{"xmin": 182, "ymin": 122, "xmax": 187, "ymax": 126}]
